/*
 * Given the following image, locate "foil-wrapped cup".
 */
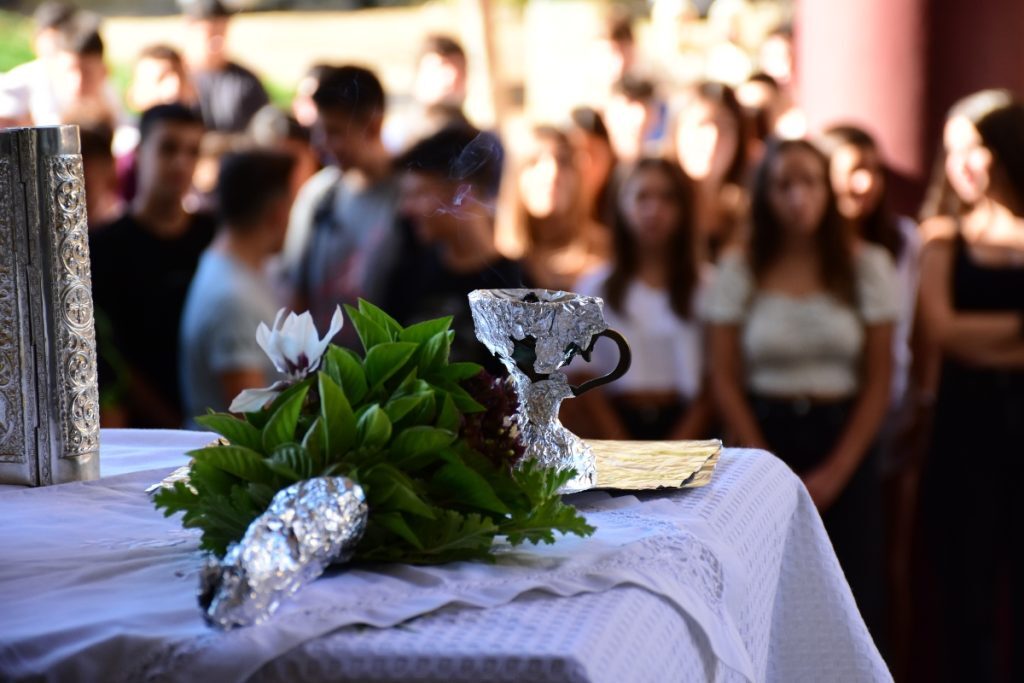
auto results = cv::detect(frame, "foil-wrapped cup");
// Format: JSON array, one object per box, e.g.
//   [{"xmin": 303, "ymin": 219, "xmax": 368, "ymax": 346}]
[
  {"xmin": 200, "ymin": 476, "xmax": 368, "ymax": 630},
  {"xmin": 468, "ymin": 289, "xmax": 631, "ymax": 493}
]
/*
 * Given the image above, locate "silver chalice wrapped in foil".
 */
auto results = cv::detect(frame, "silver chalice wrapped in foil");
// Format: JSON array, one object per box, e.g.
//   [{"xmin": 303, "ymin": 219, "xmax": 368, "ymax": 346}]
[{"xmin": 468, "ymin": 289, "xmax": 631, "ymax": 492}]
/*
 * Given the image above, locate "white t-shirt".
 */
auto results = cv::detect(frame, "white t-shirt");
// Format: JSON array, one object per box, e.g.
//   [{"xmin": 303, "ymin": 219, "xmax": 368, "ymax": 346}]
[
  {"xmin": 0, "ymin": 59, "xmax": 125, "ymax": 128},
  {"xmin": 703, "ymin": 243, "xmax": 899, "ymax": 398},
  {"xmin": 280, "ymin": 166, "xmax": 399, "ymax": 337},
  {"xmin": 574, "ymin": 266, "xmax": 708, "ymax": 399},
  {"xmin": 179, "ymin": 249, "xmax": 281, "ymax": 425}
]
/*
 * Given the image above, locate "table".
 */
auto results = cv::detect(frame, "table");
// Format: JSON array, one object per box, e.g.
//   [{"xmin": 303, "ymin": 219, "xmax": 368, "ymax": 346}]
[{"xmin": 0, "ymin": 430, "xmax": 891, "ymax": 682}]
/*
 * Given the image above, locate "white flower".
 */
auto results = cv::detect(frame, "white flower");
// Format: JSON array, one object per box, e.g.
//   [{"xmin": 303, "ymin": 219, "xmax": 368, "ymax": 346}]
[{"xmin": 228, "ymin": 307, "xmax": 344, "ymax": 414}]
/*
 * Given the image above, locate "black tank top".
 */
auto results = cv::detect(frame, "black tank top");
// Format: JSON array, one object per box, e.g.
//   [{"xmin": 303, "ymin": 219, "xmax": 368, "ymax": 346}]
[{"xmin": 952, "ymin": 231, "xmax": 1024, "ymax": 311}]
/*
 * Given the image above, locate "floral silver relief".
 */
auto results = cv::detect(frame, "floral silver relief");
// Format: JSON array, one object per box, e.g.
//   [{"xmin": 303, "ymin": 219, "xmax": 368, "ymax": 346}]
[
  {"xmin": 200, "ymin": 476, "xmax": 368, "ymax": 630},
  {"xmin": 468, "ymin": 289, "xmax": 611, "ymax": 493},
  {"xmin": 0, "ymin": 126, "xmax": 99, "ymax": 486}
]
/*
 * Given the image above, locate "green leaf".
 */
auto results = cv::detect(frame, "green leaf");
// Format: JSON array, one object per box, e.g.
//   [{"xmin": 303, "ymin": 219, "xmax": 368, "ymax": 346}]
[
  {"xmin": 262, "ymin": 383, "xmax": 310, "ymax": 452},
  {"xmin": 391, "ymin": 425, "xmax": 457, "ymax": 463},
  {"xmin": 363, "ymin": 461, "xmax": 415, "ymax": 490},
  {"xmin": 153, "ymin": 480, "xmax": 200, "ymax": 517},
  {"xmin": 357, "ymin": 404, "xmax": 392, "ymax": 449},
  {"xmin": 364, "ymin": 342, "xmax": 418, "ymax": 388},
  {"xmin": 435, "ymin": 393, "xmax": 460, "ymax": 432},
  {"xmin": 301, "ymin": 415, "xmax": 327, "ymax": 472},
  {"xmin": 502, "ymin": 497, "xmax": 596, "ymax": 546},
  {"xmin": 432, "ymin": 462, "xmax": 511, "ymax": 515},
  {"xmin": 190, "ymin": 445, "xmax": 278, "ymax": 486},
  {"xmin": 246, "ymin": 482, "xmax": 276, "ymax": 509},
  {"xmin": 435, "ymin": 380, "xmax": 485, "ymax": 413},
  {"xmin": 268, "ymin": 443, "xmax": 314, "ymax": 481},
  {"xmin": 193, "ymin": 492, "xmax": 254, "ymax": 555},
  {"xmin": 500, "ymin": 462, "xmax": 595, "ymax": 545},
  {"xmin": 318, "ymin": 372, "xmax": 357, "ymax": 459},
  {"xmin": 437, "ymin": 362, "xmax": 483, "ymax": 382},
  {"xmin": 384, "ymin": 393, "xmax": 431, "ymax": 424},
  {"xmin": 229, "ymin": 485, "xmax": 260, "ymax": 519},
  {"xmin": 357, "ymin": 299, "xmax": 403, "ymax": 337},
  {"xmin": 190, "ymin": 446, "xmax": 278, "ymax": 483},
  {"xmin": 399, "ymin": 316, "xmax": 453, "ymax": 344},
  {"xmin": 323, "ymin": 346, "xmax": 368, "ymax": 404},
  {"xmin": 405, "ymin": 510, "xmax": 498, "ymax": 562},
  {"xmin": 382, "ymin": 481, "xmax": 437, "ymax": 519},
  {"xmin": 188, "ymin": 457, "xmax": 240, "ymax": 496},
  {"xmin": 512, "ymin": 459, "xmax": 573, "ymax": 505},
  {"xmin": 344, "ymin": 304, "xmax": 393, "ymax": 352},
  {"xmin": 417, "ymin": 330, "xmax": 453, "ymax": 374},
  {"xmin": 263, "ymin": 378, "xmax": 311, "ymax": 415},
  {"xmin": 373, "ymin": 512, "xmax": 424, "ymax": 549},
  {"xmin": 195, "ymin": 413, "xmax": 263, "ymax": 451},
  {"xmin": 403, "ymin": 393, "xmax": 437, "ymax": 427}
]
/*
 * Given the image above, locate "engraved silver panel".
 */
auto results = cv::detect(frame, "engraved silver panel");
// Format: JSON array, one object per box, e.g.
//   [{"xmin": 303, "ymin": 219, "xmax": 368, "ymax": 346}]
[
  {"xmin": 0, "ymin": 126, "xmax": 100, "ymax": 486},
  {"xmin": 48, "ymin": 155, "xmax": 100, "ymax": 462},
  {"xmin": 0, "ymin": 157, "xmax": 27, "ymax": 466}
]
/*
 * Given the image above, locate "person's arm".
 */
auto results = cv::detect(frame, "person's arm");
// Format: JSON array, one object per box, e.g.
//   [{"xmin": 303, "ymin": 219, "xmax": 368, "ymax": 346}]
[
  {"xmin": 708, "ymin": 323, "xmax": 767, "ymax": 448},
  {"xmin": 221, "ymin": 369, "xmax": 272, "ymax": 411},
  {"xmin": 918, "ymin": 220, "xmax": 1024, "ymax": 363},
  {"xmin": 669, "ymin": 325, "xmax": 716, "ymax": 440},
  {"xmin": 567, "ymin": 384, "xmax": 631, "ymax": 440},
  {"xmin": 668, "ymin": 385, "xmax": 715, "ymax": 441},
  {"xmin": 198, "ymin": 301, "xmax": 277, "ymax": 415},
  {"xmin": 803, "ymin": 322, "xmax": 893, "ymax": 510},
  {"xmin": 889, "ymin": 298, "xmax": 943, "ymax": 471}
]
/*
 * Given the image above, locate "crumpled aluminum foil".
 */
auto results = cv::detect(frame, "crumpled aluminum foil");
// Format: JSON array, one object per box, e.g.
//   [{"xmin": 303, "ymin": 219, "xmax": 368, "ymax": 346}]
[
  {"xmin": 468, "ymin": 289, "xmax": 611, "ymax": 492},
  {"xmin": 199, "ymin": 476, "xmax": 368, "ymax": 630}
]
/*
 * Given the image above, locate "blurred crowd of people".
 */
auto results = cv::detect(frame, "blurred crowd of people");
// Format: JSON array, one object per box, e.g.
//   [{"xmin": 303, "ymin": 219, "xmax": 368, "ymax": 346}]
[{"xmin": 3, "ymin": 1, "xmax": 1023, "ymax": 679}]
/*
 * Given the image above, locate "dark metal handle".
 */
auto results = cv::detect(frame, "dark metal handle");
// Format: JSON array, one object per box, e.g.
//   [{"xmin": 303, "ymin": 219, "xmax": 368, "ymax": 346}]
[{"xmin": 570, "ymin": 329, "xmax": 632, "ymax": 397}]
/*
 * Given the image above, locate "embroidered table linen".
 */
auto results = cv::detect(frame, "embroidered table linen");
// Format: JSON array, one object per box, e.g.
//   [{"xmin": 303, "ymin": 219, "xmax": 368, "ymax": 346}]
[{"xmin": 0, "ymin": 429, "xmax": 889, "ymax": 682}]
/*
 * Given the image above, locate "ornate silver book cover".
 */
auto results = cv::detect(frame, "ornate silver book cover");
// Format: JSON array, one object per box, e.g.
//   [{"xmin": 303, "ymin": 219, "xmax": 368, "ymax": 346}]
[{"xmin": 0, "ymin": 125, "xmax": 100, "ymax": 486}]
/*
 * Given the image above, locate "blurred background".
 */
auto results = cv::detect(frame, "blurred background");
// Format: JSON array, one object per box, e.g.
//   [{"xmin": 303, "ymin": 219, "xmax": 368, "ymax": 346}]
[
  {"xmin": 4, "ymin": 2, "xmax": 1024, "ymax": 681},
  {"xmin": 4, "ymin": 0, "xmax": 1023, "ymax": 212}
]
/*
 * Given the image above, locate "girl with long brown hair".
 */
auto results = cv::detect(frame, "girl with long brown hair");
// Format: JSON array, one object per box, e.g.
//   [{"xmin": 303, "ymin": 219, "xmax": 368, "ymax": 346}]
[
  {"xmin": 497, "ymin": 125, "xmax": 609, "ymax": 291},
  {"xmin": 671, "ymin": 82, "xmax": 750, "ymax": 261},
  {"xmin": 916, "ymin": 91, "xmax": 1024, "ymax": 680},
  {"xmin": 705, "ymin": 138, "xmax": 897, "ymax": 640},
  {"xmin": 571, "ymin": 158, "xmax": 713, "ymax": 440}
]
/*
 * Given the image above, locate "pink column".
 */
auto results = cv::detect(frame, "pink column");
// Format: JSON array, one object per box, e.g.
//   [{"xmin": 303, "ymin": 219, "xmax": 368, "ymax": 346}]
[
  {"xmin": 795, "ymin": 0, "xmax": 927, "ymax": 214},
  {"xmin": 795, "ymin": 0, "xmax": 1024, "ymax": 215}
]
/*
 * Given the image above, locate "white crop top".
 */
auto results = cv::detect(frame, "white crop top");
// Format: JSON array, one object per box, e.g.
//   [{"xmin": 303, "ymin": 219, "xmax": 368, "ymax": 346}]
[
  {"xmin": 574, "ymin": 266, "xmax": 708, "ymax": 399},
  {"xmin": 703, "ymin": 244, "xmax": 898, "ymax": 398}
]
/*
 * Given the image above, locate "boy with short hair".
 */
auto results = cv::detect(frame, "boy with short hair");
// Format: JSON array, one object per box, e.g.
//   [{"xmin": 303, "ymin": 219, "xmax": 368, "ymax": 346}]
[
  {"xmin": 380, "ymin": 124, "xmax": 522, "ymax": 371},
  {"xmin": 90, "ymin": 104, "xmax": 214, "ymax": 427},
  {"xmin": 180, "ymin": 149, "xmax": 296, "ymax": 421},
  {"xmin": 182, "ymin": 0, "xmax": 269, "ymax": 133},
  {"xmin": 283, "ymin": 64, "xmax": 398, "ymax": 346}
]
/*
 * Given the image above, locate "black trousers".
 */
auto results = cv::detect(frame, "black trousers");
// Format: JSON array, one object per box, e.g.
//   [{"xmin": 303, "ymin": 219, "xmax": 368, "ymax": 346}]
[
  {"xmin": 750, "ymin": 395, "xmax": 887, "ymax": 648},
  {"xmin": 918, "ymin": 363, "xmax": 1024, "ymax": 682}
]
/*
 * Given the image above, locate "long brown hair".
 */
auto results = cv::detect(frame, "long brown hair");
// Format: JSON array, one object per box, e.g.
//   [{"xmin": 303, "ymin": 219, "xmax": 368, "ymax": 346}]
[
  {"xmin": 606, "ymin": 158, "xmax": 699, "ymax": 319},
  {"xmin": 496, "ymin": 125, "xmax": 589, "ymax": 258},
  {"xmin": 750, "ymin": 138, "xmax": 856, "ymax": 305},
  {"xmin": 818, "ymin": 124, "xmax": 905, "ymax": 261},
  {"xmin": 919, "ymin": 89, "xmax": 1015, "ymax": 221},
  {"xmin": 671, "ymin": 81, "xmax": 749, "ymax": 187}
]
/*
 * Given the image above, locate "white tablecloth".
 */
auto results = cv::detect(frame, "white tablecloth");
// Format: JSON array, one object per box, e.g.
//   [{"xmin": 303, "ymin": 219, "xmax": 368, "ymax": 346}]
[{"xmin": 0, "ymin": 429, "xmax": 890, "ymax": 682}]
